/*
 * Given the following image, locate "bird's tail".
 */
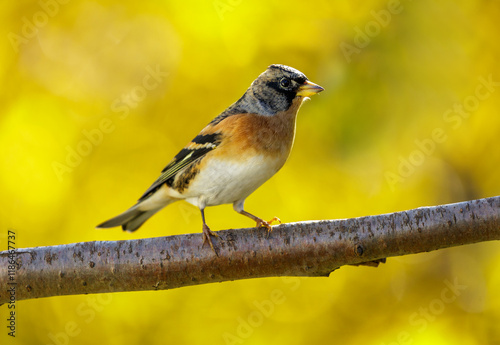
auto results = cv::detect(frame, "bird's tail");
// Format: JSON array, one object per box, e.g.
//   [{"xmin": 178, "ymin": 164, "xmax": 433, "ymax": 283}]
[{"xmin": 96, "ymin": 195, "xmax": 174, "ymax": 232}]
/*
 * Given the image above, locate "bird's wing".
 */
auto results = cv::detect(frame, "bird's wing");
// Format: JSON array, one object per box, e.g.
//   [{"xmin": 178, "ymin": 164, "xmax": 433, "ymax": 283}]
[{"xmin": 138, "ymin": 132, "xmax": 222, "ymax": 201}]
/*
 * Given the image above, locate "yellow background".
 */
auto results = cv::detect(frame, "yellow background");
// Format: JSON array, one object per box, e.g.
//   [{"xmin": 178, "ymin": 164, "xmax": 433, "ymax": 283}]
[{"xmin": 1, "ymin": 0, "xmax": 500, "ymax": 344}]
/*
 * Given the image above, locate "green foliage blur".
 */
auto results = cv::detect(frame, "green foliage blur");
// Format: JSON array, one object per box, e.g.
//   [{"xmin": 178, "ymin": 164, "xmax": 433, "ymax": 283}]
[{"xmin": 1, "ymin": 0, "xmax": 499, "ymax": 344}]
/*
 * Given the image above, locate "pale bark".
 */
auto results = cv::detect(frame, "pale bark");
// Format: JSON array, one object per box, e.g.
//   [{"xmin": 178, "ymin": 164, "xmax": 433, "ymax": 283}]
[{"xmin": 0, "ymin": 196, "xmax": 499, "ymax": 304}]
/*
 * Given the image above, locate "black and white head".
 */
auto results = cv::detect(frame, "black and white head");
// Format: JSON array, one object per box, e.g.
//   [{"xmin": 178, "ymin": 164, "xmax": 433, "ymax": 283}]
[{"xmin": 240, "ymin": 64, "xmax": 324, "ymax": 116}]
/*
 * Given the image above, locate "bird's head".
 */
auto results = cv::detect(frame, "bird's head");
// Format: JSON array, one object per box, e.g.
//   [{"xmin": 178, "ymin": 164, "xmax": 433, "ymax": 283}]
[
  {"xmin": 239, "ymin": 65, "xmax": 324, "ymax": 115},
  {"xmin": 242, "ymin": 64, "xmax": 324, "ymax": 116}
]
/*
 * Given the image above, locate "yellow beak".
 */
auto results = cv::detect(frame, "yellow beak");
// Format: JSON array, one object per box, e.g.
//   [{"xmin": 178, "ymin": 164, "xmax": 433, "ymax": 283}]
[{"xmin": 297, "ymin": 80, "xmax": 324, "ymax": 97}]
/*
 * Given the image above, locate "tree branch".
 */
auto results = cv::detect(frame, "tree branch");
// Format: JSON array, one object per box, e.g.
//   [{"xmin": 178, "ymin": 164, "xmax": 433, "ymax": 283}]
[{"xmin": 1, "ymin": 196, "xmax": 499, "ymax": 304}]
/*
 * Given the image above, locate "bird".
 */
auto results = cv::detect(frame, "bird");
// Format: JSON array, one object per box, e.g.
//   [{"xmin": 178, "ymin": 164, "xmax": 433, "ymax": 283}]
[{"xmin": 96, "ymin": 64, "xmax": 324, "ymax": 253}]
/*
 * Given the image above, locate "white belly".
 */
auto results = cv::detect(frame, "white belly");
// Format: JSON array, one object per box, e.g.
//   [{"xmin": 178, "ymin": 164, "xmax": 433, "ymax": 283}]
[{"xmin": 181, "ymin": 155, "xmax": 283, "ymax": 208}]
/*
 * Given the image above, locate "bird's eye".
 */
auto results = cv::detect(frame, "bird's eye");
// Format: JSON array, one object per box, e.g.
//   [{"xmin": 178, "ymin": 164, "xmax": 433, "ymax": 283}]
[{"xmin": 279, "ymin": 77, "xmax": 291, "ymax": 88}]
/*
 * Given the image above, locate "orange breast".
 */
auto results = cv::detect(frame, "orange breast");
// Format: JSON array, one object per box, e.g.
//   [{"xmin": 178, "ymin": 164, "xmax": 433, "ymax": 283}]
[{"xmin": 207, "ymin": 97, "xmax": 303, "ymax": 162}]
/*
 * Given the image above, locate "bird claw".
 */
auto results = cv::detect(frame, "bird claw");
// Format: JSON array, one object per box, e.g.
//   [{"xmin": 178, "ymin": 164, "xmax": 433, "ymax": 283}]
[
  {"xmin": 267, "ymin": 217, "xmax": 282, "ymax": 226},
  {"xmin": 256, "ymin": 217, "xmax": 281, "ymax": 238},
  {"xmin": 202, "ymin": 224, "xmax": 219, "ymax": 256}
]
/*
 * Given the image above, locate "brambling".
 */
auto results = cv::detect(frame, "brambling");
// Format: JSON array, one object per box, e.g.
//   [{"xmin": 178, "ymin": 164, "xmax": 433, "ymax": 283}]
[{"xmin": 97, "ymin": 64, "xmax": 324, "ymax": 253}]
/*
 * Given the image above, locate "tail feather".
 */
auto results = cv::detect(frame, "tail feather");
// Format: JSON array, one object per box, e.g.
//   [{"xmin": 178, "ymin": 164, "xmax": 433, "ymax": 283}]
[
  {"xmin": 121, "ymin": 208, "xmax": 161, "ymax": 231},
  {"xmin": 97, "ymin": 186, "xmax": 174, "ymax": 232},
  {"xmin": 96, "ymin": 205, "xmax": 163, "ymax": 232}
]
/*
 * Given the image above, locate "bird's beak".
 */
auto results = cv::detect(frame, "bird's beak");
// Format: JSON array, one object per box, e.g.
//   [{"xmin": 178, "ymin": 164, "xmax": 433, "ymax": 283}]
[{"xmin": 297, "ymin": 80, "xmax": 324, "ymax": 97}]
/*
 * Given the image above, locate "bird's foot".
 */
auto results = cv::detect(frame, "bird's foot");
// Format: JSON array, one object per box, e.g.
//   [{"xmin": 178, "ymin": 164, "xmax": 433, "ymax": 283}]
[
  {"xmin": 202, "ymin": 224, "xmax": 219, "ymax": 256},
  {"xmin": 267, "ymin": 217, "xmax": 282, "ymax": 226},
  {"xmin": 256, "ymin": 217, "xmax": 281, "ymax": 237}
]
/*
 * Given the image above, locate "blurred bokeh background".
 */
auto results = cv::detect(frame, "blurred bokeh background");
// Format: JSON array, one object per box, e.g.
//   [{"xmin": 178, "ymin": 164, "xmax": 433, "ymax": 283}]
[{"xmin": 1, "ymin": 0, "xmax": 500, "ymax": 344}]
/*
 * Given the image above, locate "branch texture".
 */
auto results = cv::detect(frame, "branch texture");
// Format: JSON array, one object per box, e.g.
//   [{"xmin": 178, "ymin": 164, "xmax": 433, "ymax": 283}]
[{"xmin": 1, "ymin": 196, "xmax": 499, "ymax": 304}]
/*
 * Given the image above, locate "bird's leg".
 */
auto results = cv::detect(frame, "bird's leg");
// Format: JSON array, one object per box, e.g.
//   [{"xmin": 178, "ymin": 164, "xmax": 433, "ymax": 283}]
[
  {"xmin": 236, "ymin": 209, "xmax": 281, "ymax": 232},
  {"xmin": 254, "ymin": 214, "xmax": 282, "ymax": 231},
  {"xmin": 266, "ymin": 217, "xmax": 282, "ymax": 226},
  {"xmin": 200, "ymin": 208, "xmax": 218, "ymax": 255},
  {"xmin": 233, "ymin": 200, "xmax": 280, "ymax": 234},
  {"xmin": 239, "ymin": 210, "xmax": 270, "ymax": 229}
]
